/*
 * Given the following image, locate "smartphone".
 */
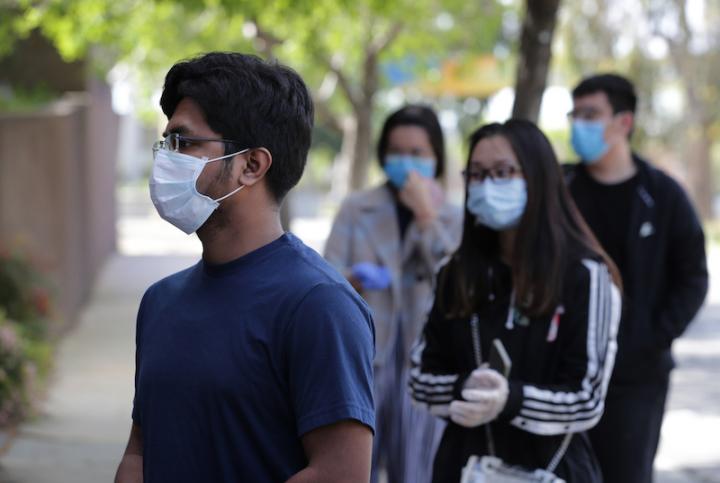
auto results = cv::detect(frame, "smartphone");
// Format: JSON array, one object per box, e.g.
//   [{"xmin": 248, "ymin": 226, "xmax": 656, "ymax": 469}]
[{"xmin": 489, "ymin": 338, "xmax": 512, "ymax": 378}]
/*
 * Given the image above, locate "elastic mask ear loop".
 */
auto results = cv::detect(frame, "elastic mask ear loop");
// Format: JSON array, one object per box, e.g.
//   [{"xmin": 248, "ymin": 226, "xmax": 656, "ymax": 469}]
[
  {"xmin": 208, "ymin": 147, "xmax": 251, "ymax": 202},
  {"xmin": 207, "ymin": 148, "xmax": 250, "ymax": 163},
  {"xmin": 214, "ymin": 184, "xmax": 245, "ymax": 202}
]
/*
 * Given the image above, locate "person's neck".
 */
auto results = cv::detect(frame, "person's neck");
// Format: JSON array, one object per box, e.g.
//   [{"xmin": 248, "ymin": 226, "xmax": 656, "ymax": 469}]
[
  {"xmin": 199, "ymin": 207, "xmax": 284, "ymax": 265},
  {"xmin": 499, "ymin": 229, "xmax": 516, "ymax": 265},
  {"xmin": 586, "ymin": 143, "xmax": 637, "ymax": 184}
]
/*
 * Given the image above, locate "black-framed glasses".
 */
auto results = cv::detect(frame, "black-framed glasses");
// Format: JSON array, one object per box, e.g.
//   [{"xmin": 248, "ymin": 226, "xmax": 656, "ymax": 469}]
[
  {"xmin": 152, "ymin": 133, "xmax": 243, "ymax": 153},
  {"xmin": 462, "ymin": 165, "xmax": 521, "ymax": 183}
]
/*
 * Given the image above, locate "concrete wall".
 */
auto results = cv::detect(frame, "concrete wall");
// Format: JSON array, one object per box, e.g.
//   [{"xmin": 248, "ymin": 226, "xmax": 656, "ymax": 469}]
[{"xmin": 0, "ymin": 87, "xmax": 117, "ymax": 327}]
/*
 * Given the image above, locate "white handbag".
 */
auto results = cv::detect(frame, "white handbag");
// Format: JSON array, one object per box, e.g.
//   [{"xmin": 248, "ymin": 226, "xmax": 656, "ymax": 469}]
[{"xmin": 459, "ymin": 430, "xmax": 572, "ymax": 483}]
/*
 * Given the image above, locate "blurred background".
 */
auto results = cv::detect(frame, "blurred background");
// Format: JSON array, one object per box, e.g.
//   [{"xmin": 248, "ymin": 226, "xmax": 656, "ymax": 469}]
[{"xmin": 0, "ymin": 0, "xmax": 718, "ymax": 482}]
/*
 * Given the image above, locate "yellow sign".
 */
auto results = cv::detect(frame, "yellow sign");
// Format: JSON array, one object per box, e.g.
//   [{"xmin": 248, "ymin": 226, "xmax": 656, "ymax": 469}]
[{"xmin": 415, "ymin": 55, "xmax": 510, "ymax": 98}]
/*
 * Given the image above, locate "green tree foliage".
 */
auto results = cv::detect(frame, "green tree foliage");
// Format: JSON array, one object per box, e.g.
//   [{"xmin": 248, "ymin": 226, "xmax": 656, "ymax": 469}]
[
  {"xmin": 2, "ymin": 0, "xmax": 509, "ymax": 191},
  {"xmin": 558, "ymin": 0, "xmax": 719, "ymax": 218}
]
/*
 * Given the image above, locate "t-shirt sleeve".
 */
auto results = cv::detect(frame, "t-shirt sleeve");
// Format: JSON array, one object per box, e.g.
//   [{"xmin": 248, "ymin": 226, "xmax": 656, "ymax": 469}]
[
  {"xmin": 131, "ymin": 287, "xmax": 153, "ymax": 425},
  {"xmin": 284, "ymin": 282, "xmax": 375, "ymax": 437}
]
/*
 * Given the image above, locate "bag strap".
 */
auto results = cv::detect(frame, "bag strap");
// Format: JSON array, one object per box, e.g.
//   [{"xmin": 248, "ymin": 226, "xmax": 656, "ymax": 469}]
[
  {"xmin": 546, "ymin": 433, "xmax": 573, "ymax": 473},
  {"xmin": 470, "ymin": 312, "xmax": 573, "ymax": 472}
]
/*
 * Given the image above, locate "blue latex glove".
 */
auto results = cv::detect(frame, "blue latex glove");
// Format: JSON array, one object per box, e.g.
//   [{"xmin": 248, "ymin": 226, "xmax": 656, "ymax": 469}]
[{"xmin": 351, "ymin": 262, "xmax": 392, "ymax": 291}]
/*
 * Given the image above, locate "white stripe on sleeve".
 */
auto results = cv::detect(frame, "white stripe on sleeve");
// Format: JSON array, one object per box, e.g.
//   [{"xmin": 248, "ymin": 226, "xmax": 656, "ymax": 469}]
[{"xmin": 510, "ymin": 259, "xmax": 621, "ymax": 436}]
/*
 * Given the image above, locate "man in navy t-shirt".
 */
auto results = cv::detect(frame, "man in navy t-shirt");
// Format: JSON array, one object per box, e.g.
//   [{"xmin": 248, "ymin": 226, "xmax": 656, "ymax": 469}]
[{"xmin": 114, "ymin": 52, "xmax": 375, "ymax": 483}]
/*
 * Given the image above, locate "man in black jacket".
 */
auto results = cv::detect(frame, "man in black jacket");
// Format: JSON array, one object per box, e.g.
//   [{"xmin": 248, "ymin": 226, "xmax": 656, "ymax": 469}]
[{"xmin": 565, "ymin": 73, "xmax": 708, "ymax": 483}]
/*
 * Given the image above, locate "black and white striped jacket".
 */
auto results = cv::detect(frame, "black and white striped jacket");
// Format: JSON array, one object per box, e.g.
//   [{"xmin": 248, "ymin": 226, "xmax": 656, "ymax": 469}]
[{"xmin": 409, "ymin": 257, "xmax": 621, "ymax": 482}]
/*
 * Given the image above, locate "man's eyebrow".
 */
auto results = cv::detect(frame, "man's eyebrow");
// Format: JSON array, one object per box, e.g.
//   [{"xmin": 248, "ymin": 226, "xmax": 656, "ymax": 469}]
[{"xmin": 161, "ymin": 125, "xmax": 191, "ymax": 138}]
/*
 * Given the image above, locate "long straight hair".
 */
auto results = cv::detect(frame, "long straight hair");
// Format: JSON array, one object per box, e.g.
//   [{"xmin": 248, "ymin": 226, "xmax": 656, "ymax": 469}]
[{"xmin": 438, "ymin": 120, "xmax": 621, "ymax": 318}]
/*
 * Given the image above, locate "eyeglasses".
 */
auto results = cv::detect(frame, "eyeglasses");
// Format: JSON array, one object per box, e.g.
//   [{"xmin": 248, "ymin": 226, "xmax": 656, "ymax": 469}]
[
  {"xmin": 567, "ymin": 107, "xmax": 605, "ymax": 121},
  {"xmin": 152, "ymin": 133, "xmax": 243, "ymax": 154},
  {"xmin": 462, "ymin": 165, "xmax": 521, "ymax": 183}
]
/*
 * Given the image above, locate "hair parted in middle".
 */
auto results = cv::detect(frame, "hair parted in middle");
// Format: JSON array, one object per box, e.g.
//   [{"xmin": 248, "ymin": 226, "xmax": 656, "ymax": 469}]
[
  {"xmin": 376, "ymin": 104, "xmax": 446, "ymax": 179},
  {"xmin": 437, "ymin": 119, "xmax": 620, "ymax": 318}
]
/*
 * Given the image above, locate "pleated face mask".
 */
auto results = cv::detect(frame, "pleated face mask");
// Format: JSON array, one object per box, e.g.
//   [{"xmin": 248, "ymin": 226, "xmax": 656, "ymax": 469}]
[
  {"xmin": 466, "ymin": 178, "xmax": 527, "ymax": 231},
  {"xmin": 383, "ymin": 154, "xmax": 435, "ymax": 189},
  {"xmin": 571, "ymin": 119, "xmax": 610, "ymax": 164},
  {"xmin": 149, "ymin": 148, "xmax": 247, "ymax": 234}
]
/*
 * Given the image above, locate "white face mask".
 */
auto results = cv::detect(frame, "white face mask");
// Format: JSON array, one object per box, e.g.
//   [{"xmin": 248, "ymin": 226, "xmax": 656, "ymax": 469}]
[
  {"xmin": 149, "ymin": 148, "xmax": 248, "ymax": 234},
  {"xmin": 466, "ymin": 178, "xmax": 527, "ymax": 231}
]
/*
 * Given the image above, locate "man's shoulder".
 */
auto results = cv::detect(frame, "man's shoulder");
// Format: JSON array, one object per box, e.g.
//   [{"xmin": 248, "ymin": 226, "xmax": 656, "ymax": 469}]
[
  {"xmin": 635, "ymin": 155, "xmax": 678, "ymax": 189},
  {"xmin": 285, "ymin": 236, "xmax": 368, "ymax": 298},
  {"xmin": 296, "ymin": 281, "xmax": 370, "ymax": 319},
  {"xmin": 283, "ymin": 234, "xmax": 347, "ymax": 282},
  {"xmin": 281, "ymin": 234, "xmax": 367, "ymax": 300},
  {"xmin": 635, "ymin": 156, "xmax": 691, "ymax": 204}
]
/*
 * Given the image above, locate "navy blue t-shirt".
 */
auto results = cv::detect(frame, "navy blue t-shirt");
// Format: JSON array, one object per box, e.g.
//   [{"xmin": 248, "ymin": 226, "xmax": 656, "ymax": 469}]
[{"xmin": 132, "ymin": 233, "xmax": 375, "ymax": 483}]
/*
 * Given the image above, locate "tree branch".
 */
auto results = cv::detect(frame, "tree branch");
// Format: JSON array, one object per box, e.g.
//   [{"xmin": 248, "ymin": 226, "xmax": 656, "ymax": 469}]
[
  {"xmin": 313, "ymin": 94, "xmax": 343, "ymax": 134},
  {"xmin": 251, "ymin": 19, "xmax": 284, "ymax": 59},
  {"xmin": 308, "ymin": 44, "xmax": 361, "ymax": 111},
  {"xmin": 369, "ymin": 21, "xmax": 403, "ymax": 56}
]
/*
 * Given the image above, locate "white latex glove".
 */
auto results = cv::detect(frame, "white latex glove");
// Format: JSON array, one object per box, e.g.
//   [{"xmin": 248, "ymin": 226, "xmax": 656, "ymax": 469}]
[
  {"xmin": 464, "ymin": 367, "xmax": 509, "ymax": 391},
  {"xmin": 448, "ymin": 369, "xmax": 509, "ymax": 428}
]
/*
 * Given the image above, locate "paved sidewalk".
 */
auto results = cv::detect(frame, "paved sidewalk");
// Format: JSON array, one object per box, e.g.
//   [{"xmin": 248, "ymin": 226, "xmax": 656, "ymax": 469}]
[{"xmin": 656, "ymin": 303, "xmax": 720, "ymax": 483}]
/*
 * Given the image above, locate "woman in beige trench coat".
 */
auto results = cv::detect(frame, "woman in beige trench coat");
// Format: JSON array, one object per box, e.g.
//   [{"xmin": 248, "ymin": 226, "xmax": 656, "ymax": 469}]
[{"xmin": 324, "ymin": 105, "xmax": 463, "ymax": 483}]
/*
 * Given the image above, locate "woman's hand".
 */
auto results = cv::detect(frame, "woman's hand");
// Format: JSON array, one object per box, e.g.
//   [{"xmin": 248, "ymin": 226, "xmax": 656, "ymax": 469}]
[
  {"xmin": 350, "ymin": 262, "xmax": 392, "ymax": 291},
  {"xmin": 398, "ymin": 172, "xmax": 440, "ymax": 228},
  {"xmin": 448, "ymin": 369, "xmax": 509, "ymax": 428}
]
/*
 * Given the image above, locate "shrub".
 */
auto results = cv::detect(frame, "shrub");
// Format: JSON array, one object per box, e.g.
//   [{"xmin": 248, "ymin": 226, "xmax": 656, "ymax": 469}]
[{"xmin": 0, "ymin": 247, "xmax": 54, "ymax": 428}]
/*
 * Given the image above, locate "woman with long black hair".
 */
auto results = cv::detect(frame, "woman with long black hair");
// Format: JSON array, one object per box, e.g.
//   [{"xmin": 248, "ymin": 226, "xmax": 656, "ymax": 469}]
[{"xmin": 409, "ymin": 120, "xmax": 622, "ymax": 482}]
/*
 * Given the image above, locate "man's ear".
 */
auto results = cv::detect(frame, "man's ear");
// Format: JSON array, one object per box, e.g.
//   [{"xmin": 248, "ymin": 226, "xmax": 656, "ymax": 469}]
[
  {"xmin": 237, "ymin": 148, "xmax": 272, "ymax": 187},
  {"xmin": 618, "ymin": 111, "xmax": 634, "ymax": 138}
]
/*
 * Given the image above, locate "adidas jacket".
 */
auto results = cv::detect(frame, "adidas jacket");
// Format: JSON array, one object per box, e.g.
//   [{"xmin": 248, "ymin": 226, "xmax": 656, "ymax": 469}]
[{"xmin": 409, "ymin": 257, "xmax": 621, "ymax": 483}]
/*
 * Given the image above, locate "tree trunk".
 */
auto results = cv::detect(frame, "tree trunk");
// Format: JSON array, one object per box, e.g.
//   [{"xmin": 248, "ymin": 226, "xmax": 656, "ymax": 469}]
[
  {"xmin": 677, "ymin": 79, "xmax": 713, "ymax": 219},
  {"xmin": 661, "ymin": 0, "xmax": 716, "ymax": 220},
  {"xmin": 329, "ymin": 115, "xmax": 356, "ymax": 201},
  {"xmin": 685, "ymin": 122, "xmax": 714, "ymax": 220},
  {"xmin": 323, "ymin": 19, "xmax": 398, "ymax": 193},
  {"xmin": 349, "ymin": 103, "xmax": 373, "ymax": 190},
  {"xmin": 511, "ymin": 0, "xmax": 562, "ymax": 122}
]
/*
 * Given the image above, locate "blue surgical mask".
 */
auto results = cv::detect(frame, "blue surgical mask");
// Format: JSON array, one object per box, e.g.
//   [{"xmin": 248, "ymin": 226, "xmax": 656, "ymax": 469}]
[
  {"xmin": 467, "ymin": 178, "xmax": 527, "ymax": 230},
  {"xmin": 571, "ymin": 120, "xmax": 609, "ymax": 164},
  {"xmin": 384, "ymin": 155, "xmax": 435, "ymax": 189}
]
